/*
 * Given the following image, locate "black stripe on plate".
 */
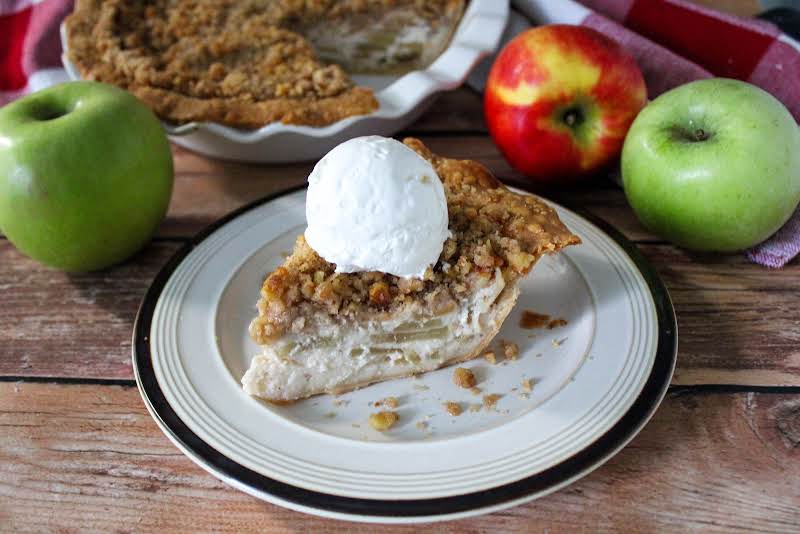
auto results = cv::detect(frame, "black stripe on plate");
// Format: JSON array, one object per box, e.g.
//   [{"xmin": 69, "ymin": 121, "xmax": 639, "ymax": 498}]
[{"xmin": 133, "ymin": 186, "xmax": 677, "ymax": 519}]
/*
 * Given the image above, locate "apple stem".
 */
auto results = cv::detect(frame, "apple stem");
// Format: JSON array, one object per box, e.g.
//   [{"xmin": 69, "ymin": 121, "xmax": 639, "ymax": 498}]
[{"xmin": 694, "ymin": 128, "xmax": 708, "ymax": 141}]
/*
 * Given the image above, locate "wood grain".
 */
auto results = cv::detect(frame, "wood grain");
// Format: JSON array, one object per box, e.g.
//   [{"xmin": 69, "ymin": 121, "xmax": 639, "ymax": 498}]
[
  {"xmin": 0, "ymin": 240, "xmax": 181, "ymax": 380},
  {"xmin": 408, "ymin": 88, "xmax": 486, "ymax": 133},
  {"xmin": 1, "ymin": 382, "xmax": 798, "ymax": 533},
  {"xmin": 2, "ymin": 238, "xmax": 799, "ymax": 385},
  {"xmin": 645, "ymin": 244, "xmax": 800, "ymax": 387},
  {"xmin": 161, "ymin": 136, "xmax": 658, "ymax": 241}
]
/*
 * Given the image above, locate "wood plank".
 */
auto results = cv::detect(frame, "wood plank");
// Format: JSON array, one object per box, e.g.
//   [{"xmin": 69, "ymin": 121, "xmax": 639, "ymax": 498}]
[
  {"xmin": 408, "ymin": 88, "xmax": 486, "ymax": 133},
  {"xmin": 642, "ymin": 244, "xmax": 800, "ymax": 387},
  {"xmin": 0, "ymin": 241, "xmax": 181, "ymax": 380},
  {"xmin": 162, "ymin": 136, "xmax": 657, "ymax": 241},
  {"xmin": 1, "ymin": 382, "xmax": 798, "ymax": 532},
  {"xmin": 1, "ymin": 238, "xmax": 798, "ymax": 385}
]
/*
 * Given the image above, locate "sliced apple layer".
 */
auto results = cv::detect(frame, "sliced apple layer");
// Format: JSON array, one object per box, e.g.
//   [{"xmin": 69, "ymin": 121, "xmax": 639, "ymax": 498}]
[{"xmin": 243, "ymin": 269, "xmax": 515, "ymax": 401}]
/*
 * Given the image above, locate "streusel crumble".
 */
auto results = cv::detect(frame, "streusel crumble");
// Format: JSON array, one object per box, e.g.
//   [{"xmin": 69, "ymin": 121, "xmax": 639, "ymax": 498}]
[
  {"xmin": 250, "ymin": 138, "xmax": 580, "ymax": 345},
  {"xmin": 65, "ymin": 0, "xmax": 464, "ymax": 128}
]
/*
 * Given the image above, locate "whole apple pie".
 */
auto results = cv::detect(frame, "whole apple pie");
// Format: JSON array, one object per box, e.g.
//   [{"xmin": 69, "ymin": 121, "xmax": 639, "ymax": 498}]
[
  {"xmin": 64, "ymin": 0, "xmax": 465, "ymax": 128},
  {"xmin": 243, "ymin": 138, "xmax": 580, "ymax": 403}
]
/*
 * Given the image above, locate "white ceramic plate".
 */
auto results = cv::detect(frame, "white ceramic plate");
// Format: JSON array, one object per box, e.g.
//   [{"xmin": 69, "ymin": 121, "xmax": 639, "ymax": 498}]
[
  {"xmin": 133, "ymin": 187, "xmax": 676, "ymax": 523},
  {"xmin": 60, "ymin": 1, "xmax": 508, "ymax": 163}
]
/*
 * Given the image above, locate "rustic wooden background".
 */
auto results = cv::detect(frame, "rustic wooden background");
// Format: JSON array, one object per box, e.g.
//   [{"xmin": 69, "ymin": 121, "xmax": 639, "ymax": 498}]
[
  {"xmin": 2, "ymin": 0, "xmax": 800, "ymax": 529},
  {"xmin": 2, "ymin": 88, "xmax": 799, "ymax": 533}
]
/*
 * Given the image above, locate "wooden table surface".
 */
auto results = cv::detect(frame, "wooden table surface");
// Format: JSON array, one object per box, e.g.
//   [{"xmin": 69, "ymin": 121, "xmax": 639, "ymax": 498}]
[{"xmin": 2, "ymin": 88, "xmax": 799, "ymax": 532}]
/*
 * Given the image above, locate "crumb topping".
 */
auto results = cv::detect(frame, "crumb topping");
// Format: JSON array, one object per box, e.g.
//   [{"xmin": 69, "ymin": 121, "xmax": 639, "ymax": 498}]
[
  {"xmin": 501, "ymin": 340, "xmax": 519, "ymax": 360},
  {"xmin": 250, "ymin": 138, "xmax": 580, "ymax": 344},
  {"xmin": 368, "ymin": 411, "xmax": 398, "ymax": 431},
  {"xmin": 483, "ymin": 351, "xmax": 497, "ymax": 365},
  {"xmin": 65, "ymin": 0, "xmax": 464, "ymax": 127},
  {"xmin": 452, "ymin": 367, "xmax": 476, "ymax": 389},
  {"xmin": 482, "ymin": 394, "xmax": 502, "ymax": 410},
  {"xmin": 520, "ymin": 310, "xmax": 569, "ymax": 330},
  {"xmin": 443, "ymin": 401, "xmax": 462, "ymax": 416}
]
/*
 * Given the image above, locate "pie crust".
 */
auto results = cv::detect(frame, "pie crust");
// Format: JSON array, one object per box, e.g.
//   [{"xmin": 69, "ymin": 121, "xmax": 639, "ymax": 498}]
[{"xmin": 65, "ymin": 0, "xmax": 464, "ymax": 128}]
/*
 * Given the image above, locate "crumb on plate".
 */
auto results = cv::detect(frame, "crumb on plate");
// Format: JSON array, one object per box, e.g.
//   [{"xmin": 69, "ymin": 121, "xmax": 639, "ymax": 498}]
[
  {"xmin": 483, "ymin": 393, "xmax": 502, "ymax": 410},
  {"xmin": 501, "ymin": 340, "xmax": 519, "ymax": 360},
  {"xmin": 453, "ymin": 367, "xmax": 476, "ymax": 388},
  {"xmin": 373, "ymin": 396, "xmax": 399, "ymax": 408},
  {"xmin": 368, "ymin": 411, "xmax": 398, "ymax": 431},
  {"xmin": 443, "ymin": 401, "xmax": 463, "ymax": 416}
]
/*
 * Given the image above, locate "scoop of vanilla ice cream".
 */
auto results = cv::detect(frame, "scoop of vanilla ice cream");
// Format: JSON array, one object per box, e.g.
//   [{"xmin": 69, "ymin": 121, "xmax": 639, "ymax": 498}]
[{"xmin": 304, "ymin": 136, "xmax": 448, "ymax": 279}]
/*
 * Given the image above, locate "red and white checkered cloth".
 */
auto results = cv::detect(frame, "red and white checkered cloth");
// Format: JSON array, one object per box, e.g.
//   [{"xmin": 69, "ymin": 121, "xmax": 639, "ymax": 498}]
[
  {"xmin": 2, "ymin": 0, "xmax": 800, "ymax": 266},
  {"xmin": 0, "ymin": 0, "xmax": 72, "ymax": 104}
]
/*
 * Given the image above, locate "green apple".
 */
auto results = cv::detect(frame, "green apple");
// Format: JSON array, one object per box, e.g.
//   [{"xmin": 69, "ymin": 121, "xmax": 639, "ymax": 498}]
[
  {"xmin": 621, "ymin": 78, "xmax": 800, "ymax": 251},
  {"xmin": 0, "ymin": 81, "xmax": 173, "ymax": 271}
]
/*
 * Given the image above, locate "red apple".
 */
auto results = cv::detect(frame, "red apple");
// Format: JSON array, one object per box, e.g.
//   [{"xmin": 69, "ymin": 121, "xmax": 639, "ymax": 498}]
[{"xmin": 485, "ymin": 25, "xmax": 647, "ymax": 183}]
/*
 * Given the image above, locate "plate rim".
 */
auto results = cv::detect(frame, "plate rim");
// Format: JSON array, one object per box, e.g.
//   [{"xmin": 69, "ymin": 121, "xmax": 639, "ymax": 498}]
[{"xmin": 132, "ymin": 185, "xmax": 677, "ymax": 522}]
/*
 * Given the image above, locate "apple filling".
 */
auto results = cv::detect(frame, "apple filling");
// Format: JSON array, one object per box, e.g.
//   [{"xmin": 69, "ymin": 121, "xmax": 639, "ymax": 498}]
[{"xmin": 242, "ymin": 269, "xmax": 513, "ymax": 401}]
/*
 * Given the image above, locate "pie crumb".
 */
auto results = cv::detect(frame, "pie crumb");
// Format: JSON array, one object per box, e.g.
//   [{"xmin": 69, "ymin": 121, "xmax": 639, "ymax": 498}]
[
  {"xmin": 453, "ymin": 367, "xmax": 476, "ymax": 388},
  {"xmin": 520, "ymin": 310, "xmax": 550, "ymax": 329},
  {"xmin": 413, "ymin": 384, "xmax": 430, "ymax": 392},
  {"xmin": 501, "ymin": 340, "xmax": 519, "ymax": 360},
  {"xmin": 373, "ymin": 396, "xmax": 399, "ymax": 408},
  {"xmin": 470, "ymin": 387, "xmax": 481, "ymax": 396},
  {"xmin": 325, "ymin": 412, "xmax": 336, "ymax": 419},
  {"xmin": 443, "ymin": 401, "xmax": 463, "ymax": 416},
  {"xmin": 483, "ymin": 394, "xmax": 502, "ymax": 410},
  {"xmin": 483, "ymin": 351, "xmax": 497, "ymax": 365},
  {"xmin": 416, "ymin": 421, "xmax": 428, "ymax": 430},
  {"xmin": 519, "ymin": 392, "xmax": 530, "ymax": 400},
  {"xmin": 469, "ymin": 403, "xmax": 482, "ymax": 413},
  {"xmin": 522, "ymin": 378, "xmax": 533, "ymax": 392},
  {"xmin": 552, "ymin": 338, "xmax": 566, "ymax": 348},
  {"xmin": 547, "ymin": 318, "xmax": 568, "ymax": 329},
  {"xmin": 368, "ymin": 411, "xmax": 399, "ymax": 431}
]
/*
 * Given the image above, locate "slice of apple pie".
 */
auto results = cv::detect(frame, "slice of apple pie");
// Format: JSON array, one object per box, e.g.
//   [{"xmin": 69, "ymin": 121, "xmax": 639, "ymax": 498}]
[{"xmin": 243, "ymin": 139, "xmax": 580, "ymax": 402}]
